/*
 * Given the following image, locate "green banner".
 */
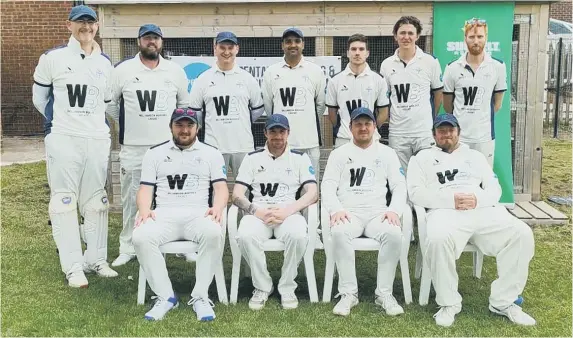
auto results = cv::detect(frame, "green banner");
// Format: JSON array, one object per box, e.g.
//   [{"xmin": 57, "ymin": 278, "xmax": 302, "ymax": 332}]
[{"xmin": 433, "ymin": 2, "xmax": 515, "ymax": 204}]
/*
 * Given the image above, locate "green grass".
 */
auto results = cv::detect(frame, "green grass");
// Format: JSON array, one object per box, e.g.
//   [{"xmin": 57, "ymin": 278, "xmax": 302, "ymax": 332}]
[{"xmin": 1, "ymin": 140, "xmax": 572, "ymax": 337}]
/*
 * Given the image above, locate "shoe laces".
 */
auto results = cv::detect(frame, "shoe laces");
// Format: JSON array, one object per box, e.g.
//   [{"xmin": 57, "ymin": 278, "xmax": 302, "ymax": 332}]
[
  {"xmin": 433, "ymin": 305, "xmax": 457, "ymax": 319},
  {"xmin": 379, "ymin": 293, "xmax": 399, "ymax": 308},
  {"xmin": 334, "ymin": 293, "xmax": 357, "ymax": 309},
  {"xmin": 282, "ymin": 292, "xmax": 297, "ymax": 302},
  {"xmin": 251, "ymin": 289, "xmax": 270, "ymax": 302},
  {"xmin": 187, "ymin": 297, "xmax": 215, "ymax": 309},
  {"xmin": 150, "ymin": 296, "xmax": 169, "ymax": 309}
]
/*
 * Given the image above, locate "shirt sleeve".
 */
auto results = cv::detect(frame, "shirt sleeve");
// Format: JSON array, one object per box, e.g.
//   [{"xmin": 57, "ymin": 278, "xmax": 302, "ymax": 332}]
[
  {"xmin": 431, "ymin": 58, "xmax": 444, "ymax": 90},
  {"xmin": 106, "ymin": 66, "xmax": 122, "ymax": 122},
  {"xmin": 386, "ymin": 148, "xmax": 407, "ymax": 216},
  {"xmin": 175, "ymin": 66, "xmax": 191, "ymax": 108},
  {"xmin": 406, "ymin": 155, "xmax": 456, "ymax": 209},
  {"xmin": 442, "ymin": 64, "xmax": 455, "ymax": 94},
  {"xmin": 320, "ymin": 151, "xmax": 345, "ymax": 215},
  {"xmin": 262, "ymin": 68, "xmax": 274, "ymax": 115},
  {"xmin": 494, "ymin": 61, "xmax": 508, "ymax": 92},
  {"xmin": 209, "ymin": 150, "xmax": 227, "ymax": 183},
  {"xmin": 188, "ymin": 75, "xmax": 204, "ymax": 111},
  {"xmin": 33, "ymin": 53, "xmax": 52, "ymax": 87},
  {"xmin": 298, "ymin": 153, "xmax": 317, "ymax": 187},
  {"xmin": 314, "ymin": 68, "xmax": 327, "ymax": 116},
  {"xmin": 140, "ymin": 149, "xmax": 158, "ymax": 186},
  {"xmin": 375, "ymin": 75, "xmax": 390, "ymax": 108},
  {"xmin": 248, "ymin": 75, "xmax": 265, "ymax": 120},
  {"xmin": 325, "ymin": 76, "xmax": 338, "ymax": 109},
  {"xmin": 235, "ymin": 154, "xmax": 254, "ymax": 187}
]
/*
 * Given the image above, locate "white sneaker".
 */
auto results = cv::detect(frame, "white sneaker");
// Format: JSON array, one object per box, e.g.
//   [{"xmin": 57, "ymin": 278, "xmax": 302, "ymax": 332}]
[
  {"xmin": 332, "ymin": 293, "xmax": 359, "ymax": 316},
  {"xmin": 375, "ymin": 293, "xmax": 404, "ymax": 316},
  {"xmin": 281, "ymin": 292, "xmax": 298, "ymax": 309},
  {"xmin": 188, "ymin": 297, "xmax": 216, "ymax": 321},
  {"xmin": 433, "ymin": 304, "xmax": 462, "ymax": 327},
  {"xmin": 84, "ymin": 262, "xmax": 119, "ymax": 278},
  {"xmin": 111, "ymin": 254, "xmax": 135, "ymax": 267},
  {"xmin": 66, "ymin": 271, "xmax": 88, "ymax": 288},
  {"xmin": 489, "ymin": 304, "xmax": 536, "ymax": 326},
  {"xmin": 144, "ymin": 296, "xmax": 178, "ymax": 321},
  {"xmin": 249, "ymin": 287, "xmax": 273, "ymax": 310}
]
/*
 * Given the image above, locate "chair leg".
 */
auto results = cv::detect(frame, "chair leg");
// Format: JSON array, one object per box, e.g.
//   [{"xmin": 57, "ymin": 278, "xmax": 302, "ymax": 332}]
[
  {"xmin": 322, "ymin": 256, "xmax": 335, "ymax": 303},
  {"xmin": 419, "ymin": 262, "xmax": 432, "ymax": 306},
  {"xmin": 137, "ymin": 264, "xmax": 147, "ymax": 305},
  {"xmin": 474, "ymin": 251, "xmax": 484, "ymax": 279},
  {"xmin": 215, "ymin": 260, "xmax": 228, "ymax": 305},
  {"xmin": 230, "ymin": 253, "xmax": 242, "ymax": 304},
  {"xmin": 304, "ymin": 253, "xmax": 319, "ymax": 303},
  {"xmin": 414, "ymin": 246, "xmax": 423, "ymax": 279},
  {"xmin": 400, "ymin": 244, "xmax": 413, "ymax": 305}
]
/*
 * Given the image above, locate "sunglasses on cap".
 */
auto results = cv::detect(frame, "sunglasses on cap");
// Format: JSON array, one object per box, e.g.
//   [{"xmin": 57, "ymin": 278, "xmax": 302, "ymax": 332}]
[
  {"xmin": 173, "ymin": 108, "xmax": 197, "ymax": 116},
  {"xmin": 465, "ymin": 18, "xmax": 487, "ymax": 25}
]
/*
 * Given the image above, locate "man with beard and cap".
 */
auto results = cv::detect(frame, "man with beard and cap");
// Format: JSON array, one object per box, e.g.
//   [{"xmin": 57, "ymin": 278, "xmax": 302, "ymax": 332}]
[
  {"xmin": 442, "ymin": 18, "xmax": 507, "ymax": 167},
  {"xmin": 133, "ymin": 108, "xmax": 228, "ymax": 321},
  {"xmin": 407, "ymin": 114, "xmax": 535, "ymax": 327},
  {"xmin": 32, "ymin": 4, "xmax": 117, "ymax": 288},
  {"xmin": 262, "ymin": 27, "xmax": 326, "ymax": 182},
  {"xmin": 107, "ymin": 24, "xmax": 190, "ymax": 267}
]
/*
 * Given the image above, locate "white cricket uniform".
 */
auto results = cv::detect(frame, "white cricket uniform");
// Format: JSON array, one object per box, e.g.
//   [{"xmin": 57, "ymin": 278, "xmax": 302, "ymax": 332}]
[
  {"xmin": 189, "ymin": 64, "xmax": 265, "ymax": 174},
  {"xmin": 380, "ymin": 47, "xmax": 444, "ymax": 172},
  {"xmin": 407, "ymin": 144, "xmax": 534, "ymax": 308},
  {"xmin": 107, "ymin": 54, "xmax": 190, "ymax": 255},
  {"xmin": 321, "ymin": 140, "xmax": 407, "ymax": 297},
  {"xmin": 234, "ymin": 145, "xmax": 317, "ymax": 295},
  {"xmin": 325, "ymin": 64, "xmax": 389, "ymax": 146},
  {"xmin": 262, "ymin": 57, "xmax": 326, "ymax": 181},
  {"xmin": 32, "ymin": 35, "xmax": 113, "ymax": 275},
  {"xmin": 132, "ymin": 140, "xmax": 227, "ymax": 300},
  {"xmin": 443, "ymin": 53, "xmax": 508, "ymax": 167}
]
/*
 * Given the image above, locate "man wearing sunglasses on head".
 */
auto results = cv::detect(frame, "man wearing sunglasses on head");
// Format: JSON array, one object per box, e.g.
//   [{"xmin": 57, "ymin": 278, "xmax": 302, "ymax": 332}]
[
  {"xmin": 442, "ymin": 18, "xmax": 507, "ymax": 168},
  {"xmin": 133, "ymin": 108, "xmax": 228, "ymax": 322},
  {"xmin": 32, "ymin": 5, "xmax": 117, "ymax": 288},
  {"xmin": 107, "ymin": 24, "xmax": 190, "ymax": 268}
]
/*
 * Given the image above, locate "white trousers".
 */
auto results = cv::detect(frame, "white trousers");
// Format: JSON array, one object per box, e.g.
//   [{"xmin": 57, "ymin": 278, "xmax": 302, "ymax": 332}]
[
  {"xmin": 465, "ymin": 140, "xmax": 495, "ymax": 168},
  {"xmin": 330, "ymin": 213, "xmax": 403, "ymax": 297},
  {"xmin": 292, "ymin": 146, "xmax": 320, "ymax": 183},
  {"xmin": 425, "ymin": 206, "xmax": 534, "ymax": 308},
  {"xmin": 45, "ymin": 133, "xmax": 111, "ymax": 274},
  {"xmin": 388, "ymin": 135, "xmax": 434, "ymax": 173},
  {"xmin": 237, "ymin": 213, "xmax": 308, "ymax": 295},
  {"xmin": 119, "ymin": 168, "xmax": 140, "ymax": 255},
  {"xmin": 132, "ymin": 207, "xmax": 223, "ymax": 300},
  {"xmin": 223, "ymin": 152, "xmax": 247, "ymax": 176}
]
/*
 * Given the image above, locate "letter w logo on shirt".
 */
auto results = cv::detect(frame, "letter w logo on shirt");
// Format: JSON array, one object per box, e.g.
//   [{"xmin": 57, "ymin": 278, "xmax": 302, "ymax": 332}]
[
  {"xmin": 167, "ymin": 174, "xmax": 188, "ymax": 190},
  {"xmin": 436, "ymin": 169, "xmax": 458, "ymax": 184},
  {"xmin": 345, "ymin": 99, "xmax": 362, "ymax": 113},
  {"xmin": 393, "ymin": 84, "xmax": 410, "ymax": 103},
  {"xmin": 279, "ymin": 87, "xmax": 296, "ymax": 106},
  {"xmin": 67, "ymin": 84, "xmax": 87, "ymax": 107},
  {"xmin": 136, "ymin": 90, "xmax": 157, "ymax": 111},
  {"xmin": 349, "ymin": 167, "xmax": 366, "ymax": 187},
  {"xmin": 260, "ymin": 183, "xmax": 279, "ymax": 197},
  {"xmin": 213, "ymin": 96, "xmax": 230, "ymax": 116},
  {"xmin": 462, "ymin": 87, "xmax": 478, "ymax": 106}
]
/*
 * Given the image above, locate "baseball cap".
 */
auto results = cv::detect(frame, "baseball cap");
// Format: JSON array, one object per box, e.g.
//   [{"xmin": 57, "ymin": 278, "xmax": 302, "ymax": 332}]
[
  {"xmin": 265, "ymin": 114, "xmax": 290, "ymax": 130},
  {"xmin": 69, "ymin": 5, "xmax": 97, "ymax": 21},
  {"xmin": 433, "ymin": 114, "xmax": 460, "ymax": 128},
  {"xmin": 138, "ymin": 24, "xmax": 163, "ymax": 38},
  {"xmin": 216, "ymin": 31, "xmax": 238, "ymax": 44},
  {"xmin": 282, "ymin": 27, "xmax": 303, "ymax": 39},
  {"xmin": 350, "ymin": 107, "xmax": 375, "ymax": 122},
  {"xmin": 171, "ymin": 108, "xmax": 199, "ymax": 124}
]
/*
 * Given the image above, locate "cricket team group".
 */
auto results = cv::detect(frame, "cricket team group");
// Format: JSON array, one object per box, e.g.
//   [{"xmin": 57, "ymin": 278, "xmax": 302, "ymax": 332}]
[{"xmin": 32, "ymin": 4, "xmax": 536, "ymax": 328}]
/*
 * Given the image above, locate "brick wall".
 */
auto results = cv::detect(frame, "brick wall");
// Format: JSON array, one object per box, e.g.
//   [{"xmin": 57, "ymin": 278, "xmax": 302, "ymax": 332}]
[{"xmin": 550, "ymin": 0, "xmax": 572, "ymax": 23}]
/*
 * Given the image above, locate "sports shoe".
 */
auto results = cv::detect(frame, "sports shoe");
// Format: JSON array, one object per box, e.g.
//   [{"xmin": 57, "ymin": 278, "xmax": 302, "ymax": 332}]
[
  {"xmin": 489, "ymin": 303, "xmax": 536, "ymax": 326},
  {"xmin": 111, "ymin": 253, "xmax": 136, "ymax": 267},
  {"xmin": 375, "ymin": 293, "xmax": 404, "ymax": 316},
  {"xmin": 144, "ymin": 296, "xmax": 178, "ymax": 321},
  {"xmin": 84, "ymin": 262, "xmax": 119, "ymax": 277},
  {"xmin": 188, "ymin": 297, "xmax": 216, "ymax": 321},
  {"xmin": 66, "ymin": 271, "xmax": 89, "ymax": 288},
  {"xmin": 332, "ymin": 293, "xmax": 359, "ymax": 316},
  {"xmin": 249, "ymin": 287, "xmax": 273, "ymax": 310},
  {"xmin": 281, "ymin": 292, "xmax": 298, "ymax": 309},
  {"xmin": 433, "ymin": 304, "xmax": 462, "ymax": 327}
]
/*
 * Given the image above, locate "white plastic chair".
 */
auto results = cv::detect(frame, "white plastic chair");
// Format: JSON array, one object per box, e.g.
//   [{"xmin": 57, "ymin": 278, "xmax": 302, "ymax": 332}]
[
  {"xmin": 321, "ymin": 204, "xmax": 414, "ymax": 304},
  {"xmin": 227, "ymin": 203, "xmax": 323, "ymax": 304},
  {"xmin": 413, "ymin": 205, "xmax": 484, "ymax": 306},
  {"xmin": 137, "ymin": 209, "xmax": 229, "ymax": 305}
]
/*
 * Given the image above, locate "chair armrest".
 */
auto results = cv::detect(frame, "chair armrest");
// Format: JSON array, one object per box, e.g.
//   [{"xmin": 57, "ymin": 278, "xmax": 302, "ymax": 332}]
[
  {"xmin": 400, "ymin": 205, "xmax": 413, "ymax": 242},
  {"xmin": 304, "ymin": 203, "xmax": 320, "ymax": 249},
  {"xmin": 413, "ymin": 204, "xmax": 428, "ymax": 251},
  {"xmin": 227, "ymin": 205, "xmax": 241, "ymax": 257},
  {"xmin": 320, "ymin": 206, "xmax": 332, "ymax": 252}
]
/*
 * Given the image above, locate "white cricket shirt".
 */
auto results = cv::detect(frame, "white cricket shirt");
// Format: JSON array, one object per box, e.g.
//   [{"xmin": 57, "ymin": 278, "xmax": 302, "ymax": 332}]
[
  {"xmin": 380, "ymin": 46, "xmax": 443, "ymax": 137},
  {"xmin": 443, "ymin": 52, "xmax": 507, "ymax": 143},
  {"xmin": 326, "ymin": 64, "xmax": 389, "ymax": 141}
]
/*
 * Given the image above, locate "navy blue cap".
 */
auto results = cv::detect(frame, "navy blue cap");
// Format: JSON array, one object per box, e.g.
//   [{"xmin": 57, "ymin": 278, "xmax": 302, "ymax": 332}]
[
  {"xmin": 69, "ymin": 5, "xmax": 97, "ymax": 21},
  {"xmin": 216, "ymin": 31, "xmax": 238, "ymax": 44},
  {"xmin": 265, "ymin": 114, "xmax": 290, "ymax": 130},
  {"xmin": 171, "ymin": 108, "xmax": 199, "ymax": 124},
  {"xmin": 138, "ymin": 24, "xmax": 163, "ymax": 38},
  {"xmin": 282, "ymin": 27, "xmax": 303, "ymax": 39},
  {"xmin": 350, "ymin": 107, "xmax": 375, "ymax": 122},
  {"xmin": 433, "ymin": 114, "xmax": 460, "ymax": 128}
]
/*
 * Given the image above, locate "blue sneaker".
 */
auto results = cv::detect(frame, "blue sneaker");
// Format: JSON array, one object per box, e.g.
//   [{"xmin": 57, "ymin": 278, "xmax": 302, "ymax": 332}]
[
  {"xmin": 144, "ymin": 296, "xmax": 178, "ymax": 321},
  {"xmin": 188, "ymin": 297, "xmax": 216, "ymax": 321}
]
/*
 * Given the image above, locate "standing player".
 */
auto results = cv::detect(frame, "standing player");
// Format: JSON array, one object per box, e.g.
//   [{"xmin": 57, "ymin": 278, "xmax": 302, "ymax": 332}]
[
  {"xmin": 380, "ymin": 16, "xmax": 444, "ymax": 172},
  {"xmin": 262, "ymin": 27, "xmax": 326, "ymax": 181},
  {"xmin": 407, "ymin": 114, "xmax": 534, "ymax": 327},
  {"xmin": 442, "ymin": 18, "xmax": 507, "ymax": 167},
  {"xmin": 133, "ymin": 108, "xmax": 228, "ymax": 321},
  {"xmin": 322, "ymin": 107, "xmax": 407, "ymax": 317},
  {"xmin": 326, "ymin": 34, "xmax": 389, "ymax": 148},
  {"xmin": 232, "ymin": 114, "xmax": 318, "ymax": 310},
  {"xmin": 189, "ymin": 31, "xmax": 264, "ymax": 176},
  {"xmin": 32, "ymin": 5, "xmax": 117, "ymax": 287},
  {"xmin": 107, "ymin": 24, "xmax": 190, "ymax": 267}
]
